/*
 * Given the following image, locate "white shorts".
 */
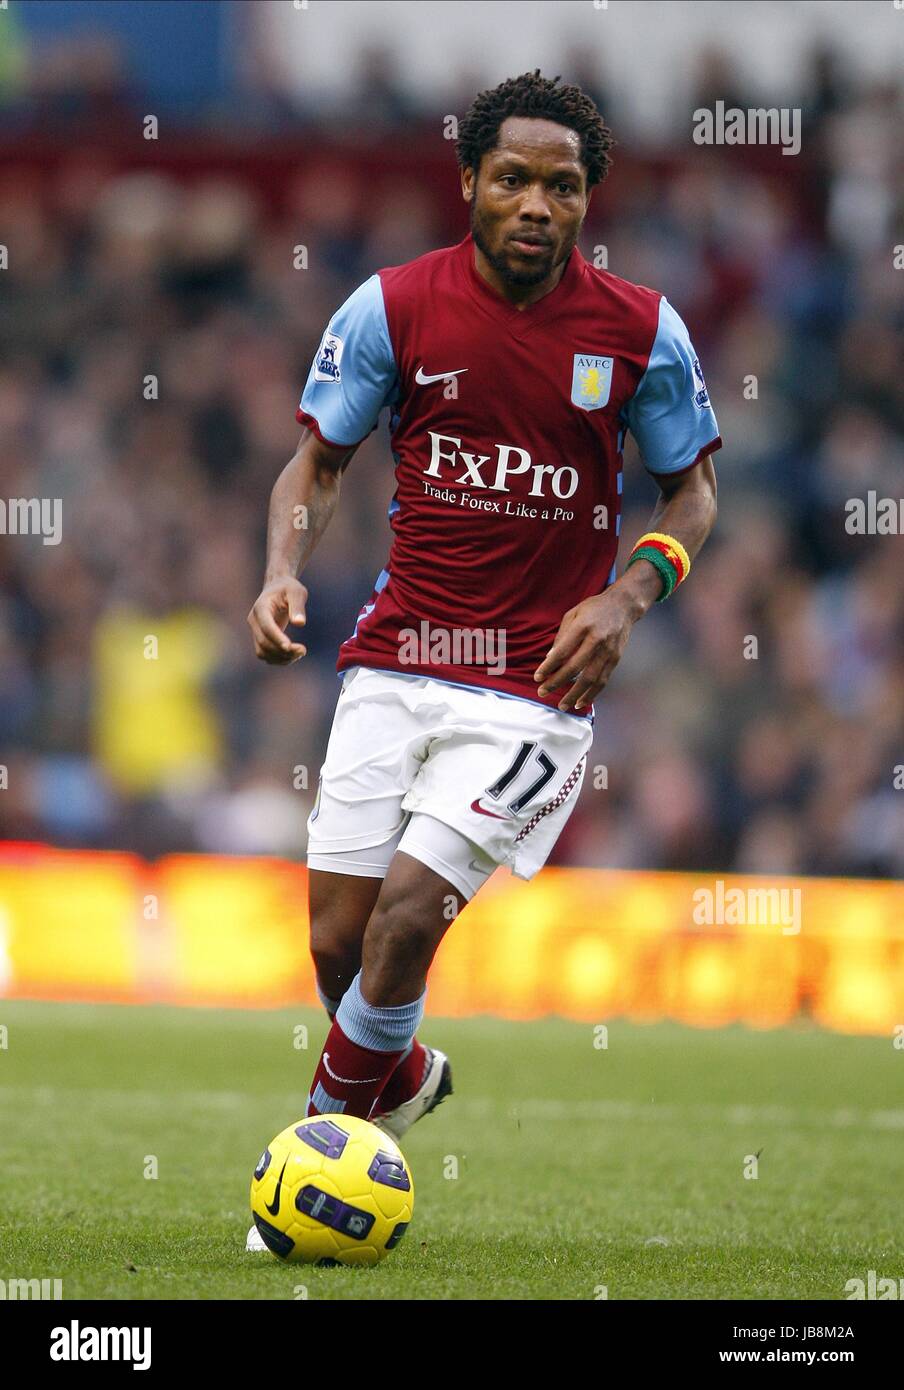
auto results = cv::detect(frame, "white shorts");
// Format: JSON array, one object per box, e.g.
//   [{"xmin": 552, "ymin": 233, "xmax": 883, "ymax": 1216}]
[
  {"xmin": 308, "ymin": 811, "xmax": 498, "ymax": 901},
  {"xmin": 306, "ymin": 666, "xmax": 593, "ymax": 898}
]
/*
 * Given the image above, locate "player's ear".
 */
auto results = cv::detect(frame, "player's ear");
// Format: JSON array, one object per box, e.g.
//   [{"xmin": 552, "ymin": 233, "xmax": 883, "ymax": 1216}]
[{"xmin": 460, "ymin": 166, "xmax": 475, "ymax": 204}]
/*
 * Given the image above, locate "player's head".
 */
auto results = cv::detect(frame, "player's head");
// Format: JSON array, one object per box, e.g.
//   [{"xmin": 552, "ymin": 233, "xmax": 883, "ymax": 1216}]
[{"xmin": 456, "ymin": 70, "xmax": 613, "ymax": 289}]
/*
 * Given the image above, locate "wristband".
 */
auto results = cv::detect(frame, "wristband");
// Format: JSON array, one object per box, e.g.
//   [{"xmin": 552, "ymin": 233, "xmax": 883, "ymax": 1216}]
[{"xmin": 625, "ymin": 532, "xmax": 691, "ymax": 602}]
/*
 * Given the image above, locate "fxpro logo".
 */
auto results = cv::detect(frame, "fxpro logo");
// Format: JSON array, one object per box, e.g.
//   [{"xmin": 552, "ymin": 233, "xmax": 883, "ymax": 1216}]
[
  {"xmin": 423, "ymin": 431, "xmax": 579, "ymax": 501},
  {"xmin": 50, "ymin": 1321, "xmax": 151, "ymax": 1371}
]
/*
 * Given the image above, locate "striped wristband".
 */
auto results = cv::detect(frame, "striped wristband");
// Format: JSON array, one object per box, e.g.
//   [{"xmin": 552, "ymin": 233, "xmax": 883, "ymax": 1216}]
[{"xmin": 625, "ymin": 532, "xmax": 691, "ymax": 602}]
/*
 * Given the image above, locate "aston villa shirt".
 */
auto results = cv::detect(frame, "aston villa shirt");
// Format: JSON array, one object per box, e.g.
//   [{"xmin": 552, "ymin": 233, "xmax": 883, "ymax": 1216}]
[{"xmin": 297, "ymin": 232, "xmax": 721, "ymax": 714}]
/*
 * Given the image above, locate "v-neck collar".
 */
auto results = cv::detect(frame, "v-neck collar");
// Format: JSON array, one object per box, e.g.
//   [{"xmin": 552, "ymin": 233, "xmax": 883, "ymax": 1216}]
[{"xmin": 458, "ymin": 232, "xmax": 585, "ymax": 338}]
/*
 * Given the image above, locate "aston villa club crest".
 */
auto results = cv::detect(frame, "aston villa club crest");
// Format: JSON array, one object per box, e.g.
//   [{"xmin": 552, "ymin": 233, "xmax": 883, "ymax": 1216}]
[{"xmin": 571, "ymin": 354, "xmax": 613, "ymax": 411}]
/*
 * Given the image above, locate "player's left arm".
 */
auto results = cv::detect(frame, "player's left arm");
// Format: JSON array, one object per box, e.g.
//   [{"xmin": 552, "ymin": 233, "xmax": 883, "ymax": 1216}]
[
  {"xmin": 534, "ymin": 455, "xmax": 717, "ymax": 711},
  {"xmin": 536, "ymin": 296, "xmax": 721, "ymax": 713}
]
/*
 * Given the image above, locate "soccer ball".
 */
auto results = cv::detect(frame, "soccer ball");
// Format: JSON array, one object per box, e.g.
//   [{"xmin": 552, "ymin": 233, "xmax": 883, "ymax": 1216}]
[{"xmin": 249, "ymin": 1114, "xmax": 414, "ymax": 1266}]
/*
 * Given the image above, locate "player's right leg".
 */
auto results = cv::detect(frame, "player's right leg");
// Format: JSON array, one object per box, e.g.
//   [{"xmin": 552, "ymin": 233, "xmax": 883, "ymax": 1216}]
[
  {"xmin": 302, "ymin": 664, "xmax": 413, "ymax": 1025},
  {"xmin": 245, "ymin": 867, "xmax": 383, "ymax": 1253},
  {"xmin": 303, "ymin": 815, "xmax": 496, "ymax": 1136},
  {"xmin": 301, "ymin": 666, "xmax": 447, "ymax": 1118},
  {"xmin": 308, "ymin": 866, "xmax": 382, "ymax": 1011},
  {"xmin": 305, "ymin": 847, "xmax": 447, "ymax": 1133},
  {"xmin": 303, "ymin": 846, "xmax": 463, "ymax": 1122},
  {"xmin": 248, "ymin": 669, "xmax": 429, "ymax": 1253},
  {"xmin": 306, "ymin": 844, "xmax": 445, "ymax": 1115}
]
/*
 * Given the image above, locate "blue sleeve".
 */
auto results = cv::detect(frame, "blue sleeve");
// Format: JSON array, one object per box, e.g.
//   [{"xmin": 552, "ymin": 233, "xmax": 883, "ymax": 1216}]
[
  {"xmin": 298, "ymin": 274, "xmax": 399, "ymax": 448},
  {"xmin": 621, "ymin": 298, "xmax": 721, "ymax": 476}
]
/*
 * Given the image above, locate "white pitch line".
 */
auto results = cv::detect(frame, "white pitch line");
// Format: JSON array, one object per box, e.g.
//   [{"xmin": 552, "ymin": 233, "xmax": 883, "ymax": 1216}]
[
  {"xmin": 1, "ymin": 1086, "xmax": 902, "ymax": 1131},
  {"xmin": 459, "ymin": 1097, "xmax": 904, "ymax": 1131}
]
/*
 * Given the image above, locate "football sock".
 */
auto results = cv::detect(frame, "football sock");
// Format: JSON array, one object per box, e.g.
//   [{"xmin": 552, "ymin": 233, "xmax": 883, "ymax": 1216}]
[
  {"xmin": 315, "ymin": 978, "xmax": 343, "ymax": 1019},
  {"xmin": 305, "ymin": 971, "xmax": 426, "ymax": 1120},
  {"xmin": 315, "ymin": 974, "xmax": 427, "ymax": 1093},
  {"xmin": 372, "ymin": 1039, "xmax": 429, "ymax": 1114}
]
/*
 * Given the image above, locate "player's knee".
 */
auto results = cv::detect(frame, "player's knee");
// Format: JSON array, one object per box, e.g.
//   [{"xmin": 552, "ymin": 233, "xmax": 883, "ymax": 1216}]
[
  {"xmin": 310, "ymin": 891, "xmax": 362, "ymax": 954},
  {"xmin": 309, "ymin": 934, "xmax": 360, "ymax": 994},
  {"xmin": 364, "ymin": 890, "xmax": 440, "ymax": 972}
]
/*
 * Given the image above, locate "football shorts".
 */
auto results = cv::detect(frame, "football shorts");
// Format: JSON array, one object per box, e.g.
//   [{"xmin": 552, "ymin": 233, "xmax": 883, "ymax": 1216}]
[
  {"xmin": 307, "ymin": 811, "xmax": 496, "ymax": 901},
  {"xmin": 306, "ymin": 665, "xmax": 592, "ymax": 892}
]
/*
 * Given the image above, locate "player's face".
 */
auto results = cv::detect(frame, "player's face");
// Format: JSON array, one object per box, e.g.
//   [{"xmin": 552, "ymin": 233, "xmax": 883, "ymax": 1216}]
[{"xmin": 462, "ymin": 117, "xmax": 590, "ymax": 291}]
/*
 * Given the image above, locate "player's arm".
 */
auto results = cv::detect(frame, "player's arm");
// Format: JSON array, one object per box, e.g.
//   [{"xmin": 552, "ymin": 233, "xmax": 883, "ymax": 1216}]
[
  {"xmin": 536, "ymin": 296, "xmax": 722, "ymax": 712},
  {"xmin": 609, "ymin": 454, "xmax": 718, "ymax": 615},
  {"xmin": 535, "ymin": 457, "xmax": 717, "ymax": 711},
  {"xmin": 247, "ymin": 429, "xmax": 358, "ymax": 665},
  {"xmin": 248, "ymin": 273, "xmax": 398, "ymax": 666}
]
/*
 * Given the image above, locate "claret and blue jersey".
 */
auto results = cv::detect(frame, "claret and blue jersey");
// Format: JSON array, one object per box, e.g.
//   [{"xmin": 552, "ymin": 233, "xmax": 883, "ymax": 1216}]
[{"xmin": 297, "ymin": 232, "xmax": 721, "ymax": 712}]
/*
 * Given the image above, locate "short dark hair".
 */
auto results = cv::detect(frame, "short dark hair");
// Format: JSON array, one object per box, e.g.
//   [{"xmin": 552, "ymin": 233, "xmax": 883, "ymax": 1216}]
[{"xmin": 455, "ymin": 69, "xmax": 614, "ymax": 189}]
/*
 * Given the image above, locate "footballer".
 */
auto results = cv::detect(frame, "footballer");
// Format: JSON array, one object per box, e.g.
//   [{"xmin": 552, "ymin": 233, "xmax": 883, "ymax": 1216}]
[{"xmin": 246, "ymin": 71, "xmax": 720, "ymax": 1242}]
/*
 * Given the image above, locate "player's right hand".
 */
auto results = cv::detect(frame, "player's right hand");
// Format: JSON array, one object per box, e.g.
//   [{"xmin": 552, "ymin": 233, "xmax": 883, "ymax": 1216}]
[{"xmin": 247, "ymin": 577, "xmax": 309, "ymax": 665}]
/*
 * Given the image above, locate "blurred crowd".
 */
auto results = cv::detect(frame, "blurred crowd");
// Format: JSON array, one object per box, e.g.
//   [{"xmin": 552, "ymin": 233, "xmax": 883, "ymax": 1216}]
[{"xmin": 0, "ymin": 39, "xmax": 902, "ymax": 878}]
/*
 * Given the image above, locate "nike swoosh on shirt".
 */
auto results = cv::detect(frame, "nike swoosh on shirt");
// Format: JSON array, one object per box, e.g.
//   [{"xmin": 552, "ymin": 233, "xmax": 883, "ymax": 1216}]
[
  {"xmin": 323, "ymin": 1052, "xmax": 383, "ymax": 1085},
  {"xmin": 470, "ymin": 797, "xmax": 508, "ymax": 821},
  {"xmin": 415, "ymin": 367, "xmax": 468, "ymax": 384}
]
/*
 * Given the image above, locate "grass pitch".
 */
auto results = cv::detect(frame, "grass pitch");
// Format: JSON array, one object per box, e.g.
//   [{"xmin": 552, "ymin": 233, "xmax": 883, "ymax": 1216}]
[{"xmin": 0, "ymin": 1001, "xmax": 899, "ymax": 1300}]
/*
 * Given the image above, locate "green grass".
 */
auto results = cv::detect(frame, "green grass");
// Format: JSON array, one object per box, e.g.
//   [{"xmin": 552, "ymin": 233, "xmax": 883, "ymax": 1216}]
[{"xmin": 0, "ymin": 1002, "xmax": 900, "ymax": 1299}]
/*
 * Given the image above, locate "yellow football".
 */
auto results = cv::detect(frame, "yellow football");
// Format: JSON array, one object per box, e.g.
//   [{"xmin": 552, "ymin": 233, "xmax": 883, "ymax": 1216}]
[{"xmin": 250, "ymin": 1114, "xmax": 414, "ymax": 1265}]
